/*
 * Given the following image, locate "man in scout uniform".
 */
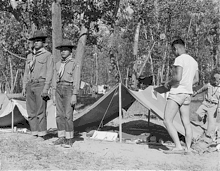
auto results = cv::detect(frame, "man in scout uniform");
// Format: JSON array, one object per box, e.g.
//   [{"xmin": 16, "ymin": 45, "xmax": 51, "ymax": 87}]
[
  {"xmin": 22, "ymin": 30, "xmax": 53, "ymax": 140},
  {"xmin": 52, "ymin": 39, "xmax": 79, "ymax": 148}
]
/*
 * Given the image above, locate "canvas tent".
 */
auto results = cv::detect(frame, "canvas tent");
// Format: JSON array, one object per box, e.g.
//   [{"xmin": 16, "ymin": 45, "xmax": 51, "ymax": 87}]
[
  {"xmin": 0, "ymin": 84, "xmax": 205, "ymax": 140},
  {"xmin": 0, "ymin": 93, "xmax": 56, "ymax": 129},
  {"xmin": 73, "ymin": 84, "xmax": 205, "ymax": 139},
  {"xmin": 0, "ymin": 94, "xmax": 28, "ymax": 127}
]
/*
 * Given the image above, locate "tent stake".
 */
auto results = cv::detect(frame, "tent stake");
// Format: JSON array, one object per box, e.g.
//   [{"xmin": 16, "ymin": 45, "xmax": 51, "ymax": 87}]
[{"xmin": 119, "ymin": 83, "xmax": 122, "ymax": 143}]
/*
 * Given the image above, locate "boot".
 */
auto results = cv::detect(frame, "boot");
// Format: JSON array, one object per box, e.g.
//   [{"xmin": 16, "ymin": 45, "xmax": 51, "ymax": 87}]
[
  {"xmin": 53, "ymin": 137, "xmax": 66, "ymax": 145},
  {"xmin": 61, "ymin": 138, "xmax": 75, "ymax": 148}
]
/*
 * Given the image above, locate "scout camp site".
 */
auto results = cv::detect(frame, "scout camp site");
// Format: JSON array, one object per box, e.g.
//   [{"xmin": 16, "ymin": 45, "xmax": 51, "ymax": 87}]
[
  {"xmin": 1, "ymin": 86, "xmax": 220, "ymax": 170},
  {"xmin": 1, "ymin": 0, "xmax": 220, "ymax": 170}
]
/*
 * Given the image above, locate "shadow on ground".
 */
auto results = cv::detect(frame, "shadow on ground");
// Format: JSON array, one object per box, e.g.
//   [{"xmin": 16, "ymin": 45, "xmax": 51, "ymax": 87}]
[
  {"xmin": 94, "ymin": 119, "xmax": 173, "ymax": 150},
  {"xmin": 101, "ymin": 120, "xmax": 171, "ymax": 140}
]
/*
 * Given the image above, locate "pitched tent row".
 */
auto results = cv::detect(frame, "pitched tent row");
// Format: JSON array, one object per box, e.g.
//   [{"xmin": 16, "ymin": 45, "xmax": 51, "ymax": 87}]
[{"xmin": 0, "ymin": 85, "xmax": 205, "ymax": 140}]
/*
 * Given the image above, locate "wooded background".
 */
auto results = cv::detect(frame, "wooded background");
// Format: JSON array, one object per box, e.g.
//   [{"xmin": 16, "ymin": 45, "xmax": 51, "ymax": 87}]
[{"xmin": 0, "ymin": 0, "xmax": 220, "ymax": 93}]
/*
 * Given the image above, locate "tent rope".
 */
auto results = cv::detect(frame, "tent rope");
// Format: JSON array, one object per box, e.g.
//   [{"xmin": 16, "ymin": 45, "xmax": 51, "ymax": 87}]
[{"xmin": 97, "ymin": 87, "xmax": 118, "ymax": 131}]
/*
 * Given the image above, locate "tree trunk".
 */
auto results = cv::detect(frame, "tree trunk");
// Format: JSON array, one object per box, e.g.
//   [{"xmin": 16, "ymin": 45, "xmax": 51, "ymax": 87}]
[
  {"xmin": 160, "ymin": 41, "xmax": 168, "ymax": 83},
  {"xmin": 165, "ymin": 62, "xmax": 170, "ymax": 82},
  {"xmin": 52, "ymin": 1, "xmax": 62, "ymax": 63},
  {"xmin": 106, "ymin": 63, "xmax": 110, "ymax": 85},
  {"xmin": 138, "ymin": 42, "xmax": 156, "ymax": 77},
  {"xmin": 154, "ymin": 0, "xmax": 160, "ymax": 30},
  {"xmin": 52, "ymin": 1, "xmax": 62, "ymax": 96},
  {"xmin": 74, "ymin": 25, "xmax": 88, "ymax": 92},
  {"xmin": 9, "ymin": 57, "xmax": 14, "ymax": 93},
  {"xmin": 131, "ymin": 21, "xmax": 141, "ymax": 90},
  {"xmin": 217, "ymin": 44, "xmax": 220, "ymax": 67},
  {"xmin": 94, "ymin": 46, "xmax": 98, "ymax": 85},
  {"xmin": 157, "ymin": 67, "xmax": 160, "ymax": 86},
  {"xmin": 106, "ymin": 0, "xmax": 120, "ymax": 86},
  {"xmin": 11, "ymin": 70, "xmax": 19, "ymax": 93},
  {"xmin": 125, "ymin": 67, "xmax": 129, "ymax": 88},
  {"xmin": 149, "ymin": 55, "xmax": 155, "ymax": 86}
]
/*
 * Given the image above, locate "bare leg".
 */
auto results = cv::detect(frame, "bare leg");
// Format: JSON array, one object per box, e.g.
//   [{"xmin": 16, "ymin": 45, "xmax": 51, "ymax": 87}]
[
  {"xmin": 180, "ymin": 104, "xmax": 193, "ymax": 151},
  {"xmin": 164, "ymin": 99, "xmax": 182, "ymax": 150}
]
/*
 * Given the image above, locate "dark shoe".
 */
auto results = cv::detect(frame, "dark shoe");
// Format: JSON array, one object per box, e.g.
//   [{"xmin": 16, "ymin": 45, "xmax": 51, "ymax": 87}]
[
  {"xmin": 53, "ymin": 137, "xmax": 66, "ymax": 145},
  {"xmin": 61, "ymin": 138, "xmax": 75, "ymax": 148},
  {"xmin": 37, "ymin": 135, "xmax": 51, "ymax": 141}
]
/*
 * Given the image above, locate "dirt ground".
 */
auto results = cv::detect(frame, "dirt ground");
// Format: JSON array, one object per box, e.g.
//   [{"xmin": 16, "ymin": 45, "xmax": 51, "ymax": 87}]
[
  {"xmin": 0, "ymin": 119, "xmax": 219, "ymax": 171},
  {"xmin": 0, "ymin": 95, "xmax": 219, "ymax": 170}
]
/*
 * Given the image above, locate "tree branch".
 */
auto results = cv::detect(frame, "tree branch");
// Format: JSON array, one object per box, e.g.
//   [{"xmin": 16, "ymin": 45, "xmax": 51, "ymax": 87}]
[
  {"xmin": 1, "ymin": 71, "xmax": 8, "ymax": 82},
  {"xmin": 3, "ymin": 47, "xmax": 26, "ymax": 60},
  {"xmin": 138, "ymin": 41, "xmax": 156, "ymax": 77}
]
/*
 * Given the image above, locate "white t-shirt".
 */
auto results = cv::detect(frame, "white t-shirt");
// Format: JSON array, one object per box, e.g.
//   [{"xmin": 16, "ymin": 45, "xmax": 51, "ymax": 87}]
[{"xmin": 170, "ymin": 54, "xmax": 198, "ymax": 94}]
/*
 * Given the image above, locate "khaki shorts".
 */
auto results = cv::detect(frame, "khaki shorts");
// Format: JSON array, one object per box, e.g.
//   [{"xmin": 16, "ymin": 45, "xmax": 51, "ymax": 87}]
[
  {"xmin": 196, "ymin": 101, "xmax": 218, "ymax": 118},
  {"xmin": 168, "ymin": 93, "xmax": 191, "ymax": 105}
]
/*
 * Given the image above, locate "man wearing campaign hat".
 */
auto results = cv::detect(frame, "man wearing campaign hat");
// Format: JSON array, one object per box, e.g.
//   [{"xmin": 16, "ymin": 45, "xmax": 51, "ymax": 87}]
[
  {"xmin": 22, "ymin": 30, "xmax": 54, "ymax": 140},
  {"xmin": 52, "ymin": 39, "xmax": 79, "ymax": 148}
]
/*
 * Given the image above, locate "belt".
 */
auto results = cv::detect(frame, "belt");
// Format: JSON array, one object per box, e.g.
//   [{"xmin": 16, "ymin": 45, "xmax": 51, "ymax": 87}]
[
  {"xmin": 29, "ymin": 78, "xmax": 45, "ymax": 83},
  {"xmin": 57, "ymin": 81, "xmax": 73, "ymax": 86},
  {"xmin": 205, "ymin": 99, "xmax": 218, "ymax": 105}
]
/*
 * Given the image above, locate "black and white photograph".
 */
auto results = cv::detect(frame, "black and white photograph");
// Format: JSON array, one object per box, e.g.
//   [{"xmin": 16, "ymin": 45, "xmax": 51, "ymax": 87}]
[{"xmin": 0, "ymin": 0, "xmax": 220, "ymax": 170}]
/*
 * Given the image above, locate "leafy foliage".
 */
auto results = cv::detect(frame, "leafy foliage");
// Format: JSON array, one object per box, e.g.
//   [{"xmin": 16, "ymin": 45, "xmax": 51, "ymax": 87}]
[{"xmin": 0, "ymin": 0, "xmax": 219, "ymax": 93}]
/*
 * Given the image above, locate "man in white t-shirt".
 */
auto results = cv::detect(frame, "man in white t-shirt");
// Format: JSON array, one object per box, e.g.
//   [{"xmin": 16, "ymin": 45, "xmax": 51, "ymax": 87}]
[{"xmin": 163, "ymin": 38, "xmax": 199, "ymax": 154}]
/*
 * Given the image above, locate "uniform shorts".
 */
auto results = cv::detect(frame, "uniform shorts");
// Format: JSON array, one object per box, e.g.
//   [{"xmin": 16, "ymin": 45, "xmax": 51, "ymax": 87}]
[
  {"xmin": 195, "ymin": 101, "xmax": 218, "ymax": 118},
  {"xmin": 168, "ymin": 93, "xmax": 191, "ymax": 105}
]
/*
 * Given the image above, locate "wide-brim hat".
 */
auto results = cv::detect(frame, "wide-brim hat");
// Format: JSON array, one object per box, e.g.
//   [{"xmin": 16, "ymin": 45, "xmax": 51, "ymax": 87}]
[
  {"xmin": 56, "ymin": 39, "xmax": 77, "ymax": 49},
  {"xmin": 29, "ymin": 30, "xmax": 47, "ymax": 41}
]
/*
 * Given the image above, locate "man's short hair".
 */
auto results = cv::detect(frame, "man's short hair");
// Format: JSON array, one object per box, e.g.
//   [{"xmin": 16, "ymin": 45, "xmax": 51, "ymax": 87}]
[{"xmin": 171, "ymin": 38, "xmax": 185, "ymax": 48}]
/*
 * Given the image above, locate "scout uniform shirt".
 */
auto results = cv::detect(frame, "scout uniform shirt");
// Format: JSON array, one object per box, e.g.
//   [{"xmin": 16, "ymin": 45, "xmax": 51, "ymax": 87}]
[
  {"xmin": 55, "ymin": 56, "xmax": 78, "ymax": 94},
  {"xmin": 23, "ymin": 48, "xmax": 53, "ymax": 92},
  {"xmin": 204, "ymin": 83, "xmax": 220, "ymax": 104}
]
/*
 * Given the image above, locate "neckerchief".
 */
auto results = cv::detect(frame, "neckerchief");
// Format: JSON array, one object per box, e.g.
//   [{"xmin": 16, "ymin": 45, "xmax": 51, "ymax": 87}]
[
  {"xmin": 211, "ymin": 84, "xmax": 220, "ymax": 96},
  {"xmin": 29, "ymin": 48, "xmax": 45, "ymax": 73},
  {"xmin": 58, "ymin": 55, "xmax": 72, "ymax": 80}
]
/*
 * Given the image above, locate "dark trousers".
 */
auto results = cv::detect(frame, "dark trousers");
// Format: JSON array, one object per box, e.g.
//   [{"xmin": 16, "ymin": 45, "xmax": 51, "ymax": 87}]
[
  {"xmin": 55, "ymin": 84, "xmax": 74, "ymax": 139},
  {"xmin": 26, "ymin": 82, "xmax": 47, "ymax": 136}
]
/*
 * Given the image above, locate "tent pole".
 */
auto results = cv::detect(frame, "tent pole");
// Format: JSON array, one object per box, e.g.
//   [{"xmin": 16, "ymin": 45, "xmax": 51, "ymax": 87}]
[{"xmin": 119, "ymin": 83, "xmax": 122, "ymax": 143}]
